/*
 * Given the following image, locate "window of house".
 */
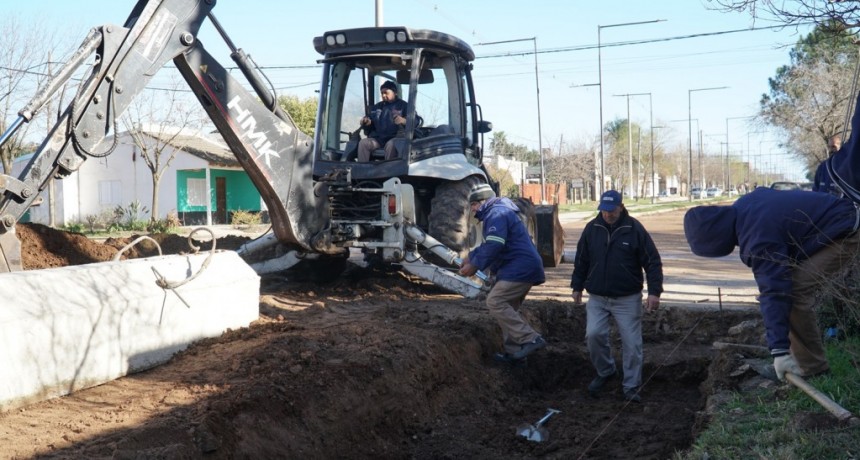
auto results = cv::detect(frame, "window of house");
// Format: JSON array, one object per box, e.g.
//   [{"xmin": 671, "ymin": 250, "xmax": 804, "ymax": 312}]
[
  {"xmin": 98, "ymin": 181, "xmax": 122, "ymax": 205},
  {"xmin": 187, "ymin": 178, "xmax": 208, "ymax": 207}
]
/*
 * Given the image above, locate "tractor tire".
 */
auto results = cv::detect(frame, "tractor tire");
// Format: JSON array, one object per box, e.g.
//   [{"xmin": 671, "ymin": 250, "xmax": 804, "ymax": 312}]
[{"xmin": 427, "ymin": 176, "xmax": 483, "ymax": 263}]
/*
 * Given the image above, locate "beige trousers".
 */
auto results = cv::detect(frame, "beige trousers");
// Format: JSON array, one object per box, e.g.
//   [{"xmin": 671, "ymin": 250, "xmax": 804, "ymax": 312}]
[
  {"xmin": 485, "ymin": 280, "xmax": 540, "ymax": 355},
  {"xmin": 791, "ymin": 231, "xmax": 860, "ymax": 375}
]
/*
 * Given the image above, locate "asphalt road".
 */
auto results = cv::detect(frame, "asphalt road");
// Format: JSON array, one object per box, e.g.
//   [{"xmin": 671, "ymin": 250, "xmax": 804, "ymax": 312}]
[{"xmin": 532, "ymin": 207, "xmax": 759, "ymax": 310}]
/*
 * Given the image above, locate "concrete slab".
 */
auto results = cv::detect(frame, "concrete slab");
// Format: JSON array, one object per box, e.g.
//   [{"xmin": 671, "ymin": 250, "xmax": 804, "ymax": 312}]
[{"xmin": 0, "ymin": 251, "xmax": 260, "ymax": 411}]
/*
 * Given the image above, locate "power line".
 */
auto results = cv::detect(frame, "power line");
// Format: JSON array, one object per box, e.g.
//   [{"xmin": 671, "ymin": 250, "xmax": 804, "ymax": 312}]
[{"xmin": 476, "ymin": 23, "xmax": 810, "ymax": 60}]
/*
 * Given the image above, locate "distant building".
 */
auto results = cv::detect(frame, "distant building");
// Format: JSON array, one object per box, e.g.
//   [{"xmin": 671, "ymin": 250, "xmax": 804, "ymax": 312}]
[{"xmin": 14, "ymin": 130, "xmax": 263, "ymax": 226}]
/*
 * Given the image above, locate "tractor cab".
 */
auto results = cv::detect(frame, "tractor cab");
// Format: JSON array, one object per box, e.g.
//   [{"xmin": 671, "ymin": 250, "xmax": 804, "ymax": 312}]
[{"xmin": 312, "ymin": 27, "xmax": 492, "ymax": 181}]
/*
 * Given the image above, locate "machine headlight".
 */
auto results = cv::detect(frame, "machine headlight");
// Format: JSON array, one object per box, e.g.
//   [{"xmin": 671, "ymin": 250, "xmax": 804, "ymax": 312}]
[
  {"xmin": 385, "ymin": 31, "xmax": 396, "ymax": 43},
  {"xmin": 396, "ymin": 31, "xmax": 407, "ymax": 42}
]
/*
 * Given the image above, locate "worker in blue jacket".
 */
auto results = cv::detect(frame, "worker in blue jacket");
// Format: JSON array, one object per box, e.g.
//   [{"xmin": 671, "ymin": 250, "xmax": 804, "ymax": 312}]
[
  {"xmin": 684, "ymin": 187, "xmax": 860, "ymax": 381},
  {"xmin": 571, "ymin": 190, "xmax": 663, "ymax": 403},
  {"xmin": 459, "ymin": 183, "xmax": 546, "ymax": 365}
]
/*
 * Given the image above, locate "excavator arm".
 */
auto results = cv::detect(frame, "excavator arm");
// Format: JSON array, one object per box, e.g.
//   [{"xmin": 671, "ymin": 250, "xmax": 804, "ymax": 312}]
[{"xmin": 0, "ymin": 0, "xmax": 324, "ymax": 272}]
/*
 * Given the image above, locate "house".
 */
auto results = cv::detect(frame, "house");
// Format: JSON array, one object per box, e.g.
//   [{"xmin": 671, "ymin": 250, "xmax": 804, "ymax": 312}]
[{"xmin": 14, "ymin": 130, "xmax": 264, "ymax": 227}]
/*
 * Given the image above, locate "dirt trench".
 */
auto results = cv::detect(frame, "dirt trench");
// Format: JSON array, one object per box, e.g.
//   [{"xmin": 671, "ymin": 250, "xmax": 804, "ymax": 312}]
[{"xmin": 0, "ymin": 223, "xmax": 766, "ymax": 459}]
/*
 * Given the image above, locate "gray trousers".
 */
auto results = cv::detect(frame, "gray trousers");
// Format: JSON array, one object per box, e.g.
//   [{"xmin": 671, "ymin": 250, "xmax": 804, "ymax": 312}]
[
  {"xmin": 486, "ymin": 280, "xmax": 540, "ymax": 355},
  {"xmin": 585, "ymin": 292, "xmax": 643, "ymax": 392}
]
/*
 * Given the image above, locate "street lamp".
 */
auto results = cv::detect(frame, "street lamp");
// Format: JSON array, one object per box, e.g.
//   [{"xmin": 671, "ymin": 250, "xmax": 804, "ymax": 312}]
[
  {"xmin": 597, "ymin": 19, "xmax": 664, "ymax": 196},
  {"xmin": 475, "ymin": 37, "xmax": 545, "ymax": 203},
  {"xmin": 688, "ymin": 86, "xmax": 729, "ymax": 201},
  {"xmin": 613, "ymin": 92, "xmax": 652, "ymax": 200},
  {"xmin": 726, "ymin": 116, "xmax": 754, "ymax": 195},
  {"xmin": 651, "ymin": 125, "xmax": 667, "ymax": 203},
  {"xmin": 571, "ymin": 82, "xmax": 601, "ymax": 200}
]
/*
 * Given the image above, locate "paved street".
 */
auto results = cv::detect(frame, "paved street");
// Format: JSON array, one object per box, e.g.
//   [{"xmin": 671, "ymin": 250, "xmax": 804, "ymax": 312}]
[{"xmin": 533, "ymin": 206, "xmax": 759, "ymax": 310}]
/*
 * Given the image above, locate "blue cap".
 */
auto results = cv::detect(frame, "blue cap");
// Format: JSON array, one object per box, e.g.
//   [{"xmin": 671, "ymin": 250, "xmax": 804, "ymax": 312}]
[{"xmin": 598, "ymin": 190, "xmax": 622, "ymax": 211}]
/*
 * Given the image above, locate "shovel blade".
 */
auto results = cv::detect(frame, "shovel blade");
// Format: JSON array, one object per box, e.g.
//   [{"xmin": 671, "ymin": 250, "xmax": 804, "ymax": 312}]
[{"xmin": 516, "ymin": 423, "xmax": 549, "ymax": 442}]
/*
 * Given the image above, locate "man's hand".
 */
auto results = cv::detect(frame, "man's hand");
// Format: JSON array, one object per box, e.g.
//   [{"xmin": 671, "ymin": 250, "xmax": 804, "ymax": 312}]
[
  {"xmin": 459, "ymin": 258, "xmax": 478, "ymax": 277},
  {"xmin": 360, "ymin": 116, "xmax": 371, "ymax": 127},
  {"xmin": 644, "ymin": 295, "xmax": 660, "ymax": 313},
  {"xmin": 774, "ymin": 354, "xmax": 801, "ymax": 381},
  {"xmin": 393, "ymin": 115, "xmax": 406, "ymax": 126},
  {"xmin": 572, "ymin": 291, "xmax": 583, "ymax": 305}
]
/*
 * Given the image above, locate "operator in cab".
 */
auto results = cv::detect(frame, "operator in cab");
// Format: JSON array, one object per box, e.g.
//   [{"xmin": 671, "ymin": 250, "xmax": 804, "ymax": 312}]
[{"xmin": 358, "ymin": 80, "xmax": 408, "ymax": 162}]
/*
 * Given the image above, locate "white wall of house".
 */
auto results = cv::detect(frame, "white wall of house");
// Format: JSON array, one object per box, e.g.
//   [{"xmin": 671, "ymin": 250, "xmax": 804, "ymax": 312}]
[
  {"xmin": 490, "ymin": 155, "xmax": 528, "ymax": 186},
  {"xmin": 15, "ymin": 133, "xmax": 211, "ymax": 226}
]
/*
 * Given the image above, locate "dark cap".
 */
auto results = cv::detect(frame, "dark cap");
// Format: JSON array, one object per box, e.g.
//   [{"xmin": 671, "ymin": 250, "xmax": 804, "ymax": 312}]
[
  {"xmin": 684, "ymin": 206, "xmax": 738, "ymax": 257},
  {"xmin": 380, "ymin": 80, "xmax": 397, "ymax": 93},
  {"xmin": 597, "ymin": 190, "xmax": 622, "ymax": 212}
]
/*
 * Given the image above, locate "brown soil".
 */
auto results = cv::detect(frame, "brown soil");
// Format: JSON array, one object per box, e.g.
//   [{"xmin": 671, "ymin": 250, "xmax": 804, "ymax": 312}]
[{"xmin": 1, "ymin": 216, "xmax": 765, "ymax": 459}]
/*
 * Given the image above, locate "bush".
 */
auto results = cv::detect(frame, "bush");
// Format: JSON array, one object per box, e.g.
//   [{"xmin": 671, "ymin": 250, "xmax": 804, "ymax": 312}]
[
  {"xmin": 231, "ymin": 209, "xmax": 262, "ymax": 227},
  {"xmin": 147, "ymin": 211, "xmax": 181, "ymax": 234}
]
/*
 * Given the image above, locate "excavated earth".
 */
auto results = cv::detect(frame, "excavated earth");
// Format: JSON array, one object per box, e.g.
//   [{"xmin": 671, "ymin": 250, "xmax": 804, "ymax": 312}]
[{"xmin": 0, "ymin": 213, "xmax": 771, "ymax": 459}]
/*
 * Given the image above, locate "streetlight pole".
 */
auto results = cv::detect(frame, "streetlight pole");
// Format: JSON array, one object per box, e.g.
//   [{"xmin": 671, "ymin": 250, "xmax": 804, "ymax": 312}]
[
  {"xmin": 613, "ymin": 92, "xmax": 652, "ymax": 200},
  {"xmin": 726, "ymin": 116, "xmax": 754, "ymax": 195},
  {"xmin": 475, "ymin": 36, "xmax": 544, "ymax": 202},
  {"xmin": 570, "ymin": 82, "xmax": 601, "ymax": 200},
  {"xmin": 598, "ymin": 19, "xmax": 664, "ymax": 197},
  {"xmin": 688, "ymin": 86, "xmax": 729, "ymax": 201}
]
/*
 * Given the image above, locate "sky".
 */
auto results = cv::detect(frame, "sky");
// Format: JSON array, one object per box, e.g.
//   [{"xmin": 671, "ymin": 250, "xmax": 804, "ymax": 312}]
[{"xmin": 8, "ymin": 0, "xmax": 817, "ymax": 180}]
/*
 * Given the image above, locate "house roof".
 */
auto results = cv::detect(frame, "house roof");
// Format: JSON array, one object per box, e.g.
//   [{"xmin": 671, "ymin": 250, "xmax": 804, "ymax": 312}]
[{"xmin": 141, "ymin": 131, "xmax": 240, "ymax": 167}]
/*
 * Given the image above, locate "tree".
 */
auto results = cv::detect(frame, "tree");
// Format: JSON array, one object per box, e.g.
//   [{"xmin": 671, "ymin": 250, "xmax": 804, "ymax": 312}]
[
  {"xmin": 0, "ymin": 15, "xmax": 70, "ymax": 175},
  {"xmin": 489, "ymin": 131, "xmax": 539, "ymax": 164},
  {"xmin": 277, "ymin": 95, "xmax": 317, "ymax": 136},
  {"xmin": 709, "ymin": 1, "xmax": 860, "ymax": 28},
  {"xmin": 758, "ymin": 22, "xmax": 857, "ymax": 171},
  {"xmin": 121, "ymin": 76, "xmax": 205, "ymax": 222}
]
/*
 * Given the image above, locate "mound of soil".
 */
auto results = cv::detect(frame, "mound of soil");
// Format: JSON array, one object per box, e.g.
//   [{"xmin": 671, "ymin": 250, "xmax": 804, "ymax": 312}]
[{"xmin": 1, "ymin": 220, "xmax": 766, "ymax": 459}]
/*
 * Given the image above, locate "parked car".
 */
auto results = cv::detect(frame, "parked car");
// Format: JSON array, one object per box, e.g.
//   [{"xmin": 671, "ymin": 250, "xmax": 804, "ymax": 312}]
[
  {"xmin": 691, "ymin": 187, "xmax": 704, "ymax": 199},
  {"xmin": 705, "ymin": 187, "xmax": 723, "ymax": 198},
  {"xmin": 798, "ymin": 182, "xmax": 813, "ymax": 191},
  {"xmin": 770, "ymin": 181, "xmax": 801, "ymax": 191}
]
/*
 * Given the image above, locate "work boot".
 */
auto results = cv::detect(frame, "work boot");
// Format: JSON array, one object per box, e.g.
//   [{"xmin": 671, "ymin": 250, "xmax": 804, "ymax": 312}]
[
  {"xmin": 510, "ymin": 336, "xmax": 547, "ymax": 360},
  {"xmin": 587, "ymin": 370, "xmax": 616, "ymax": 396},
  {"xmin": 623, "ymin": 388, "xmax": 642, "ymax": 403}
]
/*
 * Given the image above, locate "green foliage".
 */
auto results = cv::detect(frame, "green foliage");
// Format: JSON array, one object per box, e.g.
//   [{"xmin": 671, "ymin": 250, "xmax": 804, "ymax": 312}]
[
  {"xmin": 761, "ymin": 21, "xmax": 858, "ymax": 168},
  {"xmin": 231, "ymin": 209, "xmax": 262, "ymax": 227},
  {"xmin": 677, "ymin": 336, "xmax": 860, "ymax": 459},
  {"xmin": 61, "ymin": 222, "xmax": 86, "ymax": 234},
  {"xmin": 278, "ymin": 95, "xmax": 318, "ymax": 136},
  {"xmin": 490, "ymin": 131, "xmax": 539, "ymax": 164},
  {"xmin": 147, "ymin": 211, "xmax": 181, "ymax": 234}
]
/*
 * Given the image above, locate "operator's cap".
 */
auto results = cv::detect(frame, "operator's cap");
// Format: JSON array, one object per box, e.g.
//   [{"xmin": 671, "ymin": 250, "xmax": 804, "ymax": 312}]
[
  {"xmin": 380, "ymin": 80, "xmax": 397, "ymax": 93},
  {"xmin": 597, "ymin": 190, "xmax": 622, "ymax": 211},
  {"xmin": 468, "ymin": 183, "xmax": 496, "ymax": 203}
]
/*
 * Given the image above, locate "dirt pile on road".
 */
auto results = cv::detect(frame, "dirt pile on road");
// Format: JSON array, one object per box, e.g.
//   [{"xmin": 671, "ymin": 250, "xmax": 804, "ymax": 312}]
[{"xmin": 1, "ymin": 221, "xmax": 765, "ymax": 459}]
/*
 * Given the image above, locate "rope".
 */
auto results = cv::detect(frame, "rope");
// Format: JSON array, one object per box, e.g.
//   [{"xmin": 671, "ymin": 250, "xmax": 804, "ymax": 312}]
[
  {"xmin": 151, "ymin": 227, "xmax": 217, "ymax": 290},
  {"xmin": 111, "ymin": 228, "xmax": 218, "ymax": 292},
  {"xmin": 577, "ymin": 312, "xmax": 706, "ymax": 460}
]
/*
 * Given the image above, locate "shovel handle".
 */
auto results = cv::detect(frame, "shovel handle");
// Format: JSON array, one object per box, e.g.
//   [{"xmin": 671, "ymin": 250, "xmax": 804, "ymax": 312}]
[
  {"xmin": 785, "ymin": 372, "xmax": 859, "ymax": 425},
  {"xmin": 535, "ymin": 408, "xmax": 561, "ymax": 427}
]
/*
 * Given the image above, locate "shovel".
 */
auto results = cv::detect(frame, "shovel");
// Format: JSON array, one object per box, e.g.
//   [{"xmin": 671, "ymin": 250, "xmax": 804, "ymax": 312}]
[{"xmin": 516, "ymin": 408, "xmax": 560, "ymax": 442}]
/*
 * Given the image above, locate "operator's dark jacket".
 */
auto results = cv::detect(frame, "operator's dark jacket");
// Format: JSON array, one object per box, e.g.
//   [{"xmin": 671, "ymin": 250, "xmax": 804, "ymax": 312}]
[
  {"xmin": 366, "ymin": 98, "xmax": 408, "ymax": 144},
  {"xmin": 469, "ymin": 197, "xmax": 545, "ymax": 285},
  {"xmin": 684, "ymin": 187, "xmax": 859, "ymax": 352},
  {"xmin": 570, "ymin": 209, "xmax": 663, "ymax": 298}
]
